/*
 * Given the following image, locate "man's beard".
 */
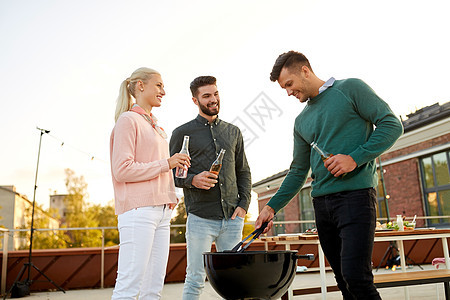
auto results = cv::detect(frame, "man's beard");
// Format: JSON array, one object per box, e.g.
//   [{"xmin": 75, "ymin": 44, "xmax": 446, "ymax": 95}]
[{"xmin": 199, "ymin": 101, "xmax": 219, "ymax": 116}]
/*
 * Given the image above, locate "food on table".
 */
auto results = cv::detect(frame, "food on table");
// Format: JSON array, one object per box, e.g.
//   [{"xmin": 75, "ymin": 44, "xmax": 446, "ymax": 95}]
[
  {"xmin": 383, "ymin": 220, "xmax": 415, "ymax": 231},
  {"xmin": 376, "ymin": 221, "xmax": 383, "ymax": 230}
]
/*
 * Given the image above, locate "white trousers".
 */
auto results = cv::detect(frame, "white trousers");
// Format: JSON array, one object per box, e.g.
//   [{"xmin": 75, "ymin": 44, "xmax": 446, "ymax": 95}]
[{"xmin": 111, "ymin": 205, "xmax": 172, "ymax": 300}]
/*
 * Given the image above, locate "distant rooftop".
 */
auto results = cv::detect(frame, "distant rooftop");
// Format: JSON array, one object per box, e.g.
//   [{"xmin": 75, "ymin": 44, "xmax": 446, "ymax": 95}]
[
  {"xmin": 252, "ymin": 169, "xmax": 289, "ymax": 188},
  {"xmin": 402, "ymin": 101, "xmax": 450, "ymax": 133},
  {"xmin": 253, "ymin": 101, "xmax": 450, "ymax": 188}
]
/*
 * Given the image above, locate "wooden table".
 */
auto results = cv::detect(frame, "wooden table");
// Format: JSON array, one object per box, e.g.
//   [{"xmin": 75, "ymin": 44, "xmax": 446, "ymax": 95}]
[{"xmin": 261, "ymin": 229, "xmax": 450, "ymax": 300}]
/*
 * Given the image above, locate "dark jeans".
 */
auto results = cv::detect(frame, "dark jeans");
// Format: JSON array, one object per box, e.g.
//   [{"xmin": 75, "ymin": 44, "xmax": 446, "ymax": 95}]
[{"xmin": 313, "ymin": 188, "xmax": 381, "ymax": 300}]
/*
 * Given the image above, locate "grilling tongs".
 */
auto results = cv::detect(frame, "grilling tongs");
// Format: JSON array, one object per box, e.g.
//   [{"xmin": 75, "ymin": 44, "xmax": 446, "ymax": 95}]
[{"xmin": 230, "ymin": 221, "xmax": 270, "ymax": 253}]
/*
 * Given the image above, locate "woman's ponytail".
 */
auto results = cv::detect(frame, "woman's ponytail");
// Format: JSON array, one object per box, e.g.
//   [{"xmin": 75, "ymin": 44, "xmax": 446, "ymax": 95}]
[
  {"xmin": 114, "ymin": 79, "xmax": 133, "ymax": 122},
  {"xmin": 114, "ymin": 68, "xmax": 160, "ymax": 122}
]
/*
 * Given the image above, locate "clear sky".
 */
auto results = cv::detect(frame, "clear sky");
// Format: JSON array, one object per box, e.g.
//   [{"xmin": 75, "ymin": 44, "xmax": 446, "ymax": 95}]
[{"xmin": 1, "ymin": 0, "xmax": 449, "ymax": 220}]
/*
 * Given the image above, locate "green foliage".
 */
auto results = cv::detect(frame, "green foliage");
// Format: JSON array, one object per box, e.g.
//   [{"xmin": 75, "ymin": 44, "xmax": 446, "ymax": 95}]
[
  {"xmin": 62, "ymin": 168, "xmax": 101, "ymax": 248},
  {"xmin": 20, "ymin": 168, "xmax": 119, "ymax": 249},
  {"xmin": 87, "ymin": 202, "xmax": 118, "ymax": 247},
  {"xmin": 242, "ymin": 213, "xmax": 254, "ymax": 238},
  {"xmin": 18, "ymin": 205, "xmax": 67, "ymax": 250},
  {"xmin": 170, "ymin": 199, "xmax": 187, "ymax": 243},
  {"xmin": 169, "ymin": 199, "xmax": 255, "ymax": 245}
]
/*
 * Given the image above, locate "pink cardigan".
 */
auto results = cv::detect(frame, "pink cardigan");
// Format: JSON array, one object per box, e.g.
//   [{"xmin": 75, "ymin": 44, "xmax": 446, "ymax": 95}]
[{"xmin": 110, "ymin": 107, "xmax": 177, "ymax": 215}]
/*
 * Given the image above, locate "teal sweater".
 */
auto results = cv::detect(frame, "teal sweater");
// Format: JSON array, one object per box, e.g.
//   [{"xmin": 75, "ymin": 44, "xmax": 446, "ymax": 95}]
[{"xmin": 267, "ymin": 78, "xmax": 403, "ymax": 213}]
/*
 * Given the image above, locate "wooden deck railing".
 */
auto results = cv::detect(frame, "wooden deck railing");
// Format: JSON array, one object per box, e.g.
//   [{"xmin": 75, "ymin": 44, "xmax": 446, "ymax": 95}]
[{"xmin": 1, "ymin": 217, "xmax": 449, "ymax": 295}]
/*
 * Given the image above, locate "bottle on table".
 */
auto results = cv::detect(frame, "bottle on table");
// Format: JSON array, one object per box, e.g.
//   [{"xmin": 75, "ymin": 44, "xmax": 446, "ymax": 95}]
[
  {"xmin": 175, "ymin": 135, "xmax": 190, "ymax": 178},
  {"xmin": 210, "ymin": 149, "xmax": 226, "ymax": 175},
  {"xmin": 397, "ymin": 215, "xmax": 404, "ymax": 231}
]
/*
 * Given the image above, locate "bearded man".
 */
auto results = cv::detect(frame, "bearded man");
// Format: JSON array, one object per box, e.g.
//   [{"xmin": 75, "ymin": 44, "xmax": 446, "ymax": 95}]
[{"xmin": 169, "ymin": 75, "xmax": 251, "ymax": 300}]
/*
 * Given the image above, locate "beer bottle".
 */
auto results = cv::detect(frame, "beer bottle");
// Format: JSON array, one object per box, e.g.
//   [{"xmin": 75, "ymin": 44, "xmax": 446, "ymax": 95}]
[
  {"xmin": 175, "ymin": 136, "xmax": 190, "ymax": 178},
  {"xmin": 210, "ymin": 149, "xmax": 226, "ymax": 175},
  {"xmin": 310, "ymin": 142, "xmax": 333, "ymax": 161},
  {"xmin": 311, "ymin": 141, "xmax": 347, "ymax": 177}
]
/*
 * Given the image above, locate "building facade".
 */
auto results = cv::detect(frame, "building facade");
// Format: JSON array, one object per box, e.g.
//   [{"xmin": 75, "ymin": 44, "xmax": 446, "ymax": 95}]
[
  {"xmin": 49, "ymin": 194, "xmax": 68, "ymax": 222},
  {"xmin": 0, "ymin": 185, "xmax": 59, "ymax": 250},
  {"xmin": 252, "ymin": 102, "xmax": 450, "ymax": 235}
]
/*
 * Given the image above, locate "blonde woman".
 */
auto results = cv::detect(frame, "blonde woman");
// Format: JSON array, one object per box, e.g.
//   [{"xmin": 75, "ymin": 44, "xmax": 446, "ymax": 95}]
[{"xmin": 110, "ymin": 67, "xmax": 190, "ymax": 299}]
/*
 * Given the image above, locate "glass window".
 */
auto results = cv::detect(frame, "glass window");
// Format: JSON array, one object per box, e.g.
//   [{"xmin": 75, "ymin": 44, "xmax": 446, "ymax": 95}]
[
  {"xmin": 377, "ymin": 199, "xmax": 388, "ymax": 220},
  {"xmin": 434, "ymin": 152, "xmax": 450, "ymax": 186},
  {"xmin": 273, "ymin": 208, "xmax": 285, "ymax": 235},
  {"xmin": 421, "ymin": 157, "xmax": 434, "ymax": 188},
  {"xmin": 375, "ymin": 168, "xmax": 389, "ymax": 220},
  {"xmin": 299, "ymin": 187, "xmax": 315, "ymax": 232},
  {"xmin": 427, "ymin": 192, "xmax": 439, "ymax": 224},
  {"xmin": 376, "ymin": 169, "xmax": 385, "ymax": 198},
  {"xmin": 420, "ymin": 150, "xmax": 450, "ymax": 227},
  {"xmin": 439, "ymin": 190, "xmax": 450, "ymax": 217}
]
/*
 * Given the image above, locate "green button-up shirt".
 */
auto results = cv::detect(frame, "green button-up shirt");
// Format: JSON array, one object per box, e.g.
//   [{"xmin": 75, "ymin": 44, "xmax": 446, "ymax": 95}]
[{"xmin": 169, "ymin": 115, "xmax": 251, "ymax": 220}]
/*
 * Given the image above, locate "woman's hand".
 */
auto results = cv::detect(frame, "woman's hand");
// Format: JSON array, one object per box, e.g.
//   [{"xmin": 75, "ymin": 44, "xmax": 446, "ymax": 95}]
[{"xmin": 168, "ymin": 153, "xmax": 190, "ymax": 170}]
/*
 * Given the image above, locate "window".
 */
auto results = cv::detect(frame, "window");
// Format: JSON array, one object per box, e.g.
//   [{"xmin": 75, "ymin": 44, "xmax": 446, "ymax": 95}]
[
  {"xmin": 273, "ymin": 208, "xmax": 285, "ymax": 235},
  {"xmin": 375, "ymin": 168, "xmax": 390, "ymax": 221},
  {"xmin": 420, "ymin": 150, "xmax": 450, "ymax": 226},
  {"xmin": 299, "ymin": 187, "xmax": 315, "ymax": 232}
]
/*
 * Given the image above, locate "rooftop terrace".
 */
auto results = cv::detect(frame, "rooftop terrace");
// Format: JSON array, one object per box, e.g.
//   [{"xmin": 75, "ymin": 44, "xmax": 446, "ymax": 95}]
[{"xmin": 23, "ymin": 265, "xmax": 447, "ymax": 299}]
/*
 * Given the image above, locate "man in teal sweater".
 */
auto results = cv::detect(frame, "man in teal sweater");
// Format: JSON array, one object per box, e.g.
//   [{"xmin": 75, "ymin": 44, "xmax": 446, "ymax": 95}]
[{"xmin": 255, "ymin": 51, "xmax": 403, "ymax": 299}]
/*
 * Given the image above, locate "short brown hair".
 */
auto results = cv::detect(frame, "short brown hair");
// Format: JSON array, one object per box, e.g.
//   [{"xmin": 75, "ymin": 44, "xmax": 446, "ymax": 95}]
[
  {"xmin": 270, "ymin": 51, "xmax": 312, "ymax": 82},
  {"xmin": 190, "ymin": 76, "xmax": 217, "ymax": 97}
]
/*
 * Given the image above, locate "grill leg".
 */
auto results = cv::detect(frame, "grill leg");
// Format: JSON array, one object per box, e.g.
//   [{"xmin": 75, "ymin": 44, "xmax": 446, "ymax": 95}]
[{"xmin": 444, "ymin": 281, "xmax": 449, "ymax": 300}]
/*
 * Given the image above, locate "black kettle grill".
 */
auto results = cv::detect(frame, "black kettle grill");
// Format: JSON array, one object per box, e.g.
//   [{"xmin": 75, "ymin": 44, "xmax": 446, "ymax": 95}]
[{"xmin": 203, "ymin": 222, "xmax": 314, "ymax": 299}]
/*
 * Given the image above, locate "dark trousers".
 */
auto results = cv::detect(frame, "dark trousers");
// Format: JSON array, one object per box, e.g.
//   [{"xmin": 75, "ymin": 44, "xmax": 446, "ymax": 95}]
[{"xmin": 313, "ymin": 188, "xmax": 381, "ymax": 300}]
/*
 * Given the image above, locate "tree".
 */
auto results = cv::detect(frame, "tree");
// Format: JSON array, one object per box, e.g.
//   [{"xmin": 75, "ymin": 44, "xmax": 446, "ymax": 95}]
[
  {"xmin": 170, "ymin": 199, "xmax": 187, "ymax": 243},
  {"xmin": 87, "ymin": 201, "xmax": 118, "ymax": 247},
  {"xmin": 18, "ymin": 205, "xmax": 66, "ymax": 250},
  {"xmin": 62, "ymin": 168, "xmax": 102, "ymax": 248},
  {"xmin": 169, "ymin": 198, "xmax": 255, "ymax": 245},
  {"xmin": 17, "ymin": 169, "xmax": 117, "ymax": 249},
  {"xmin": 242, "ymin": 213, "xmax": 254, "ymax": 238}
]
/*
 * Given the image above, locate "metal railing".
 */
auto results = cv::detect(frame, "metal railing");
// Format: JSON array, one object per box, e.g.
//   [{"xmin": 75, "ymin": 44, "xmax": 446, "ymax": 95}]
[
  {"xmin": 1, "ymin": 215, "xmax": 449, "ymax": 294},
  {"xmin": 0, "ymin": 226, "xmax": 118, "ymax": 294},
  {"xmin": 0, "ymin": 228, "xmax": 8, "ymax": 296}
]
